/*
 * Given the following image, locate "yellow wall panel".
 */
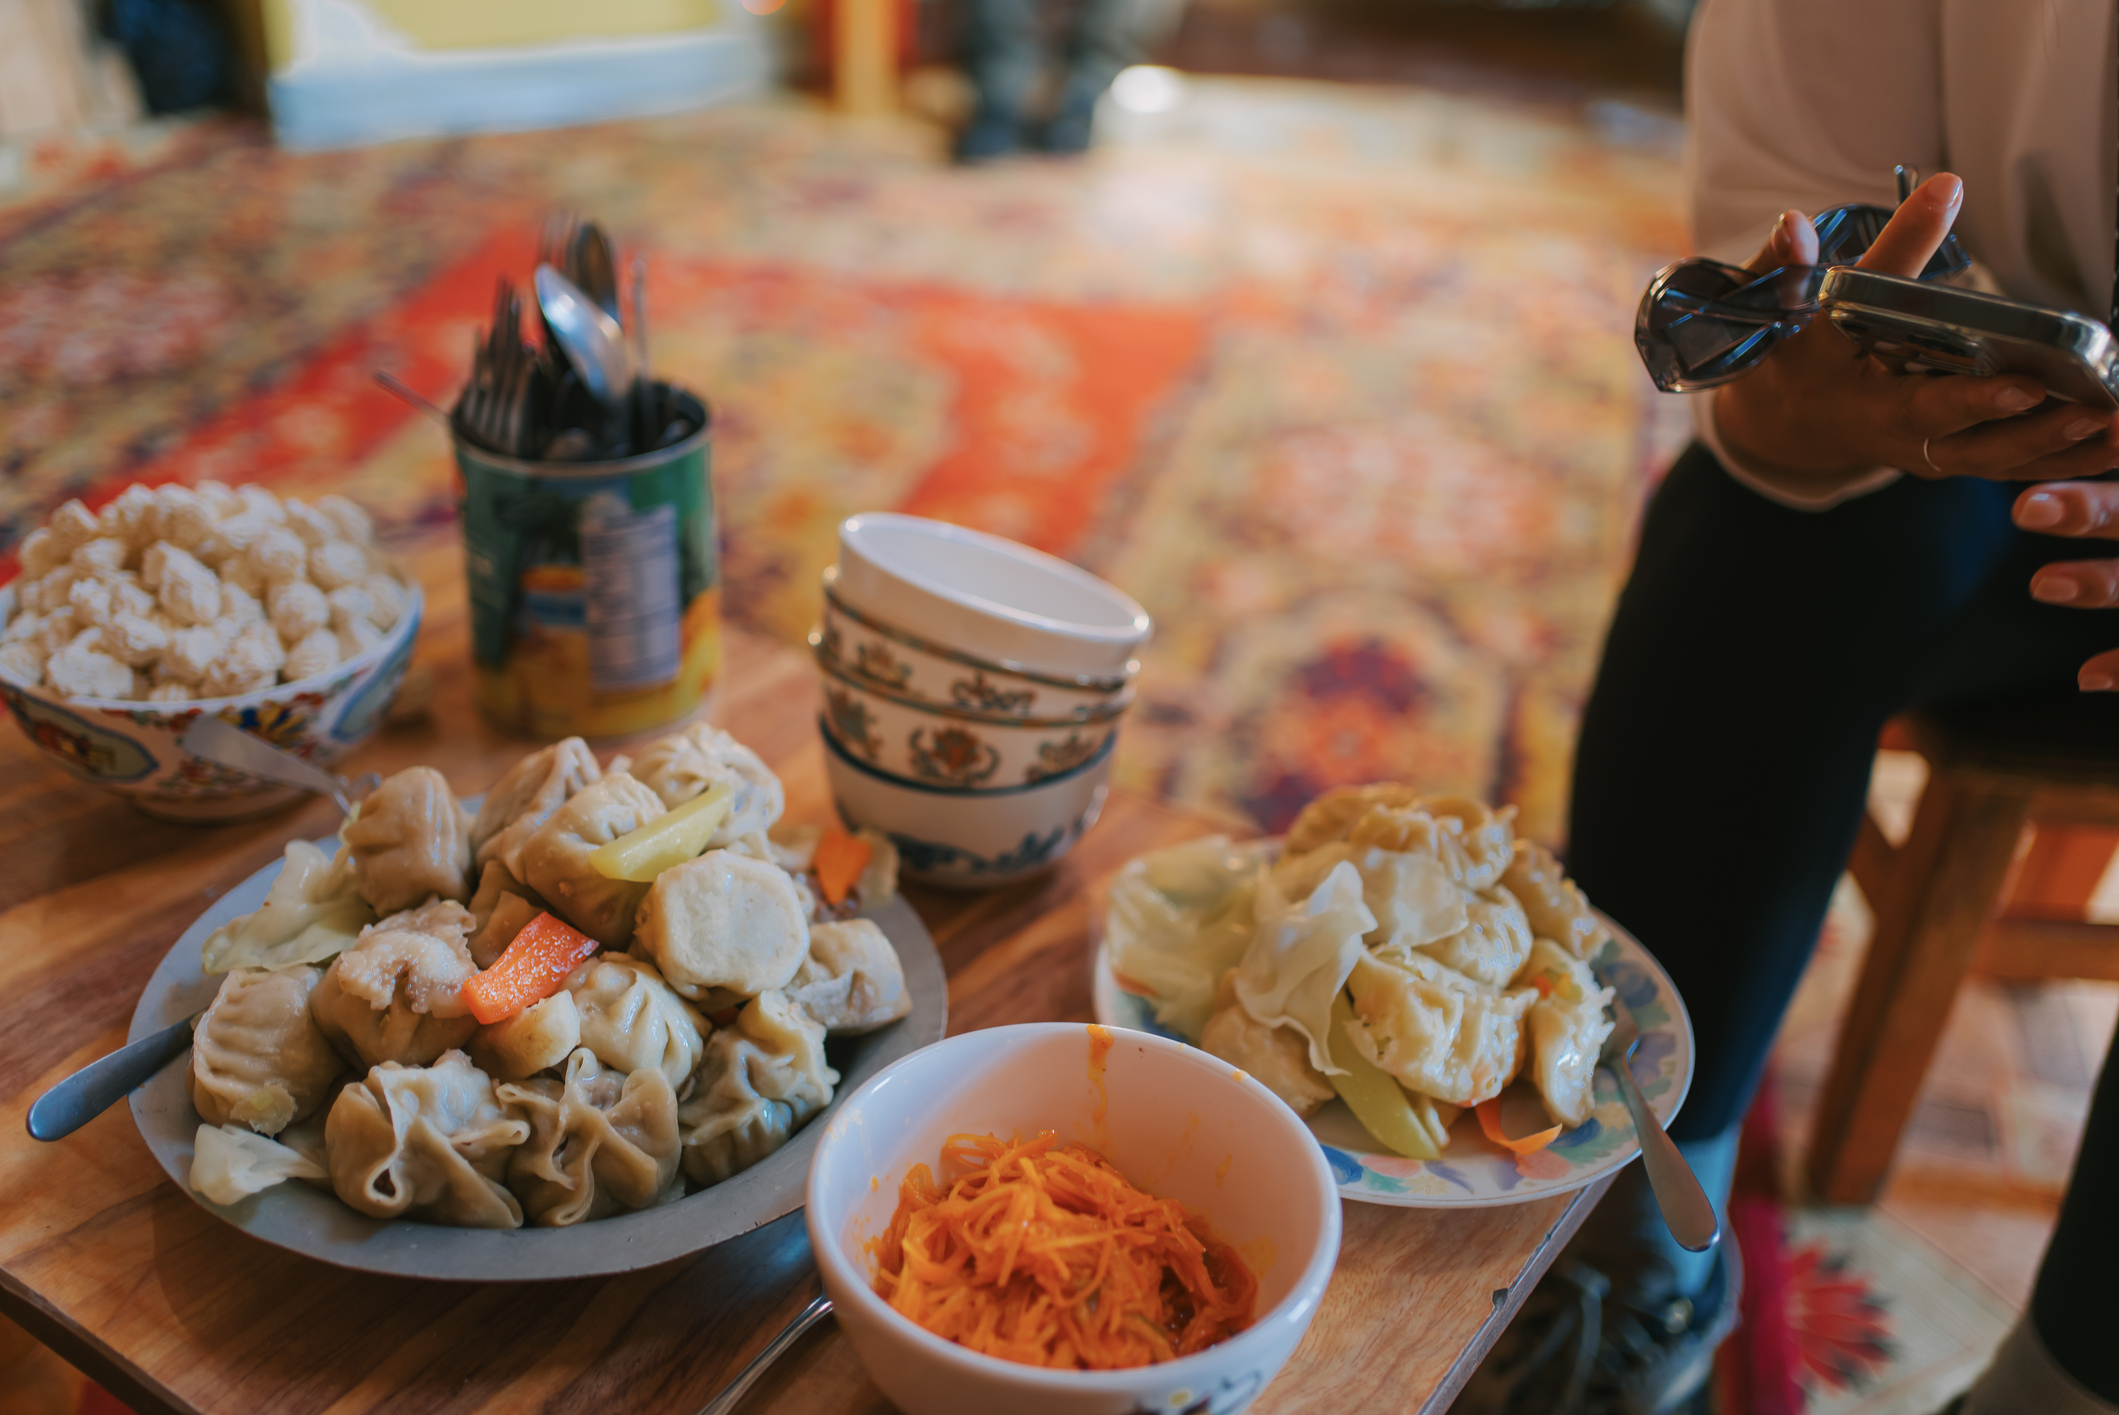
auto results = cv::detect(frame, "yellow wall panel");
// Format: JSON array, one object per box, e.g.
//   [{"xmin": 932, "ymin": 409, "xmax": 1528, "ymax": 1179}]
[{"xmin": 359, "ymin": 0, "xmax": 724, "ymax": 52}]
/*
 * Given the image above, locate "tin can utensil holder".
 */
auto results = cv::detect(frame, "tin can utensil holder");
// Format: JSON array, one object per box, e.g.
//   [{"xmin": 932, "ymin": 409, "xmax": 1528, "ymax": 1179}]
[{"xmin": 455, "ymin": 388, "xmax": 719, "ymax": 739}]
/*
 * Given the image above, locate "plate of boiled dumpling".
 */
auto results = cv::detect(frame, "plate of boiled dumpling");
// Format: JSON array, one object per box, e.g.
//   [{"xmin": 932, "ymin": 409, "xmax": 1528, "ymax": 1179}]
[
  {"xmin": 127, "ymin": 721, "xmax": 946, "ymax": 1279},
  {"xmin": 1094, "ymin": 784, "xmax": 1693, "ymax": 1208}
]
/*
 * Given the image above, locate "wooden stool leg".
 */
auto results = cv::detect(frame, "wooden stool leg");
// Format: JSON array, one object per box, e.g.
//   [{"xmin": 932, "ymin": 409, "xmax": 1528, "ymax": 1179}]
[{"xmin": 1808, "ymin": 770, "xmax": 2033, "ymax": 1204}]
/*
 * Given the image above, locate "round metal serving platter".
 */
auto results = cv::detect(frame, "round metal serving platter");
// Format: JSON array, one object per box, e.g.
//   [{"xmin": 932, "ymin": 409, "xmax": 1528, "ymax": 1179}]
[{"xmin": 127, "ymin": 820, "xmax": 948, "ymax": 1281}]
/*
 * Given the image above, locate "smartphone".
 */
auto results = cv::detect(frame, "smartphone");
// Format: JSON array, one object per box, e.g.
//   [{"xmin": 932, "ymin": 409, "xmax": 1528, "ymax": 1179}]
[{"xmin": 1817, "ymin": 267, "xmax": 2119, "ymax": 409}]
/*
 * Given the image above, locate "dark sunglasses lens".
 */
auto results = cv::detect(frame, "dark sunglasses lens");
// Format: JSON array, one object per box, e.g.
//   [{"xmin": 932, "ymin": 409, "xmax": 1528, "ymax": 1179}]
[{"xmin": 1812, "ymin": 202, "xmax": 1971, "ymax": 278}]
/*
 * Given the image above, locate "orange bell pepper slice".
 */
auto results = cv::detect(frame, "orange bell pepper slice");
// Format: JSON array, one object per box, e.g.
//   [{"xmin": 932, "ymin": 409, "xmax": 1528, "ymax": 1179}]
[
  {"xmin": 1476, "ymin": 1097, "xmax": 1562, "ymax": 1156},
  {"xmin": 814, "ymin": 826, "xmax": 874, "ymax": 906},
  {"xmin": 462, "ymin": 911, "xmax": 599, "ymax": 1025}
]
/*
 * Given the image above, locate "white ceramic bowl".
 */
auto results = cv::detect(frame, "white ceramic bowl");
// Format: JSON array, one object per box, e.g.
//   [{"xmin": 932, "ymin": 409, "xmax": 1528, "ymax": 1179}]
[
  {"xmin": 0, "ymin": 582, "xmax": 423, "ymax": 821},
  {"xmin": 818, "ymin": 569, "xmax": 1135, "ymax": 720},
  {"xmin": 816, "ymin": 644, "xmax": 1127, "ymax": 790},
  {"xmin": 836, "ymin": 514, "xmax": 1151, "ymax": 679},
  {"xmin": 822, "ymin": 716, "xmax": 1114, "ymax": 887},
  {"xmin": 806, "ymin": 1022, "xmax": 1343, "ymax": 1415}
]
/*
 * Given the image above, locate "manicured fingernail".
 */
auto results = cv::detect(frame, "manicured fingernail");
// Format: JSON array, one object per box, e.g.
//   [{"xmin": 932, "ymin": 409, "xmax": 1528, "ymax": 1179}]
[
  {"xmin": 2033, "ymin": 576, "xmax": 2081, "ymax": 603},
  {"xmin": 2083, "ymin": 672, "xmax": 2115, "ymax": 692},
  {"xmin": 1996, "ymin": 388, "xmax": 2038, "ymax": 412},
  {"xmin": 2016, "ymin": 492, "xmax": 2066, "ymax": 529},
  {"xmin": 2065, "ymin": 417, "xmax": 2105, "ymax": 439}
]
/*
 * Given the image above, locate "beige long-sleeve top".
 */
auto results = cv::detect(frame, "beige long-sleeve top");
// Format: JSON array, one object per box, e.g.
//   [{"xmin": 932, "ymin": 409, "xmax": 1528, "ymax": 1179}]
[{"xmin": 1685, "ymin": 0, "xmax": 2118, "ymax": 507}]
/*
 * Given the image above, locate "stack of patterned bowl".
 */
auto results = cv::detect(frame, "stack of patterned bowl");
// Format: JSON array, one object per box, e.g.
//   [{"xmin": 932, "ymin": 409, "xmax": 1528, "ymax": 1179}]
[{"xmin": 812, "ymin": 513, "xmax": 1150, "ymax": 888}]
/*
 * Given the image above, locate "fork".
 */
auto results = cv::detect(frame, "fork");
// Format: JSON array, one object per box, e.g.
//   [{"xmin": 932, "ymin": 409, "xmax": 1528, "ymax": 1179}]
[{"xmin": 1599, "ymin": 994, "xmax": 1720, "ymax": 1253}]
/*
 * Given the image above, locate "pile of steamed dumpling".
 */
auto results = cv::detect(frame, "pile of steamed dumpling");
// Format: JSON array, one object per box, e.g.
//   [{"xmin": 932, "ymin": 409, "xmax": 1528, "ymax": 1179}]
[
  {"xmin": 184, "ymin": 720, "xmax": 910, "ymax": 1229},
  {"xmin": 1106, "ymin": 784, "xmax": 1617, "ymax": 1154}
]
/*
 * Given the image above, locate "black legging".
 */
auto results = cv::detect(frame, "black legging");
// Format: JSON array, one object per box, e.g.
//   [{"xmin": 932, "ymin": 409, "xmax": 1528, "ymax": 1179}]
[{"xmin": 1567, "ymin": 443, "xmax": 2119, "ymax": 1396}]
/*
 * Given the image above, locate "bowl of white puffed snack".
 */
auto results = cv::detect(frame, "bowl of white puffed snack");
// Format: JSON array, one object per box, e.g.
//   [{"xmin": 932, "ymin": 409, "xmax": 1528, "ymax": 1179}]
[{"xmin": 0, "ymin": 481, "xmax": 421, "ymax": 821}]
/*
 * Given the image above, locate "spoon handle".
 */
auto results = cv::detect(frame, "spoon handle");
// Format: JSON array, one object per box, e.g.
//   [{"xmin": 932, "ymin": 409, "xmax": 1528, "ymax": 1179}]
[
  {"xmin": 27, "ymin": 1018, "xmax": 193, "ymax": 1141},
  {"xmin": 694, "ymin": 1294, "xmax": 833, "ymax": 1415},
  {"xmin": 1610, "ymin": 1052, "xmax": 1720, "ymax": 1253}
]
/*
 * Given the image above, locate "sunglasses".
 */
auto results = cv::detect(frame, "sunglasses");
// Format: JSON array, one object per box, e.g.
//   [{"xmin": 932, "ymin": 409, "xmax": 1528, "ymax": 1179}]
[{"xmin": 1636, "ymin": 199, "xmax": 1971, "ymax": 392}]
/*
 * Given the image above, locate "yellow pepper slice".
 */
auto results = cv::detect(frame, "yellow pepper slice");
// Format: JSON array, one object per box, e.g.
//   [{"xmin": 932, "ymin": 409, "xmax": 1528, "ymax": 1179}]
[
  {"xmin": 1327, "ymin": 991, "xmax": 1451, "ymax": 1160},
  {"xmin": 586, "ymin": 781, "xmax": 734, "ymax": 882}
]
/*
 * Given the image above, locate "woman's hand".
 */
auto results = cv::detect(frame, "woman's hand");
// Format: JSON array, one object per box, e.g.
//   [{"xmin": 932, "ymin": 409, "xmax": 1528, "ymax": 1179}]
[
  {"xmin": 2017, "ymin": 482, "xmax": 2119, "ymax": 690},
  {"xmin": 1714, "ymin": 174, "xmax": 2119, "ymax": 494}
]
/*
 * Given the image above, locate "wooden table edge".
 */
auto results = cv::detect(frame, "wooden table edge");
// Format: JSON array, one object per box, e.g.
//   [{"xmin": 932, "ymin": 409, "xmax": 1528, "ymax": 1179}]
[{"xmin": 1, "ymin": 1267, "xmax": 186, "ymax": 1415}]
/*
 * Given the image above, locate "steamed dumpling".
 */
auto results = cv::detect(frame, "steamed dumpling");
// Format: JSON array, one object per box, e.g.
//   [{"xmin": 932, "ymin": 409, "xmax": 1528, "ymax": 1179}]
[
  {"xmin": 469, "ymin": 992, "xmax": 582, "ymax": 1081},
  {"xmin": 1341, "ymin": 951, "xmax": 1533, "ymax": 1108},
  {"xmin": 311, "ymin": 901, "xmax": 480, "ymax": 1069},
  {"xmin": 497, "ymin": 1048, "xmax": 681, "ymax": 1226},
  {"xmin": 325, "ymin": 1049, "xmax": 528, "ymax": 1229},
  {"xmin": 468, "ymin": 737, "xmax": 601, "ymax": 881},
  {"xmin": 465, "ymin": 859, "xmax": 550, "ymax": 968},
  {"xmin": 1350, "ymin": 795, "xmax": 1516, "ymax": 892},
  {"xmin": 190, "ymin": 965, "xmax": 345, "ymax": 1135},
  {"xmin": 678, "ymin": 990, "xmax": 837, "ymax": 1186},
  {"xmin": 784, "ymin": 919, "xmax": 910, "ymax": 1034},
  {"xmin": 1283, "ymin": 783, "xmax": 1423, "ymax": 856},
  {"xmin": 1406, "ymin": 886, "xmax": 1533, "ymax": 990},
  {"xmin": 630, "ymin": 723, "xmax": 784, "ymax": 844},
  {"xmin": 1196, "ymin": 970, "xmax": 1333, "ymax": 1117},
  {"xmin": 1500, "ymin": 841, "xmax": 1612, "ymax": 961},
  {"xmin": 519, "ymin": 772, "xmax": 667, "ymax": 947},
  {"xmin": 1520, "ymin": 939, "xmax": 1616, "ymax": 1128},
  {"xmin": 631, "ymin": 849, "xmax": 809, "ymax": 1001},
  {"xmin": 563, "ymin": 953, "xmax": 707, "ymax": 1094},
  {"xmin": 200, "ymin": 840, "xmax": 375, "ymax": 974},
  {"xmin": 342, "ymin": 767, "xmax": 474, "ymax": 913}
]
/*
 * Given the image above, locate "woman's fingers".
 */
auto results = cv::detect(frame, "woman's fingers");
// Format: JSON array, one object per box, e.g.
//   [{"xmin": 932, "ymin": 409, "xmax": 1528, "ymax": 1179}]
[
  {"xmin": 1904, "ymin": 369, "xmax": 2056, "ymax": 442},
  {"xmin": 2016, "ymin": 480, "xmax": 2119, "ymax": 539},
  {"xmin": 1855, "ymin": 173, "xmax": 1964, "ymax": 277},
  {"xmin": 2030, "ymin": 558, "xmax": 2119, "ymax": 607},
  {"xmin": 1742, "ymin": 209, "xmax": 1819, "ymax": 276},
  {"xmin": 2076, "ymin": 647, "xmax": 2119, "ymax": 692},
  {"xmin": 1924, "ymin": 404, "xmax": 2117, "ymax": 479}
]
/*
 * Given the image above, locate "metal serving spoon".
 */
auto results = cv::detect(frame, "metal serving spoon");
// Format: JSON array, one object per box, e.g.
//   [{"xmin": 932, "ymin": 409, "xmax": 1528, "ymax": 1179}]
[
  {"xmin": 1599, "ymin": 994, "xmax": 1720, "ymax": 1253},
  {"xmin": 534, "ymin": 264, "xmax": 633, "ymax": 415},
  {"xmin": 694, "ymin": 1295, "xmax": 835, "ymax": 1415},
  {"xmin": 25, "ymin": 725, "xmax": 376, "ymax": 1142}
]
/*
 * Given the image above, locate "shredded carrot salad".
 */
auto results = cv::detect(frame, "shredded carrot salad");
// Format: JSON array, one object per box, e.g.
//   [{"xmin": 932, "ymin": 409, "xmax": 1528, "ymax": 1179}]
[{"xmin": 872, "ymin": 1132, "xmax": 1258, "ymax": 1370}]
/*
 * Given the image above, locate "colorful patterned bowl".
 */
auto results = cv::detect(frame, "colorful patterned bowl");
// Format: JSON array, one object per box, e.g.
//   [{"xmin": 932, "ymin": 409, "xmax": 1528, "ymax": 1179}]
[
  {"xmin": 821, "ymin": 719, "xmax": 1114, "ymax": 887},
  {"xmin": 0, "ymin": 582, "xmax": 422, "ymax": 822},
  {"xmin": 818, "ymin": 567, "xmax": 1135, "ymax": 721},
  {"xmin": 814, "ymin": 640, "xmax": 1128, "ymax": 791},
  {"xmin": 807, "ymin": 1022, "xmax": 1342, "ymax": 1415},
  {"xmin": 835, "ymin": 513, "xmax": 1151, "ymax": 678}
]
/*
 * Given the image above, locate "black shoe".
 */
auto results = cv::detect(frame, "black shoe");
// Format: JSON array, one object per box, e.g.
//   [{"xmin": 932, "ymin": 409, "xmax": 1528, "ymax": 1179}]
[
  {"xmin": 1453, "ymin": 1235, "xmax": 1743, "ymax": 1415},
  {"xmin": 1038, "ymin": 106, "xmax": 1095, "ymax": 154}
]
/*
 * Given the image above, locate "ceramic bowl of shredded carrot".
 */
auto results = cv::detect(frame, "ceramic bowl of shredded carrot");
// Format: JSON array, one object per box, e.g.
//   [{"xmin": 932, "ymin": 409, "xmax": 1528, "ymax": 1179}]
[{"xmin": 806, "ymin": 1022, "xmax": 1342, "ymax": 1415}]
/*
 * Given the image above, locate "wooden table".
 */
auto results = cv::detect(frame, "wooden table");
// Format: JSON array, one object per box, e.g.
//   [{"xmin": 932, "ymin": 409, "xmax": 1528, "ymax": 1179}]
[{"xmin": 0, "ymin": 526, "xmax": 1600, "ymax": 1415}]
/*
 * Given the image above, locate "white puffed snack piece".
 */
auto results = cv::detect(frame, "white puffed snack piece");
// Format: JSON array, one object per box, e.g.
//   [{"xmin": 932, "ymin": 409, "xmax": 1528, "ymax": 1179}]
[
  {"xmin": 153, "ymin": 485, "xmax": 216, "ymax": 550},
  {"xmin": 103, "ymin": 611, "xmax": 171, "ymax": 666},
  {"xmin": 268, "ymin": 579, "xmax": 329, "ymax": 642},
  {"xmin": 248, "ymin": 527, "xmax": 308, "ymax": 584},
  {"xmin": 337, "ymin": 616, "xmax": 383, "ymax": 662},
  {"xmin": 18, "ymin": 527, "xmax": 62, "ymax": 579},
  {"xmin": 2, "ymin": 608, "xmax": 41, "ymax": 645},
  {"xmin": 147, "ymin": 543, "xmax": 222, "ymax": 626},
  {"xmin": 632, "ymin": 849, "xmax": 811, "ymax": 1000},
  {"xmin": 283, "ymin": 628, "xmax": 340, "ymax": 683},
  {"xmin": 218, "ymin": 552, "xmax": 264, "ymax": 596},
  {"xmin": 37, "ymin": 611, "xmax": 79, "ymax": 657},
  {"xmin": 219, "ymin": 582, "xmax": 264, "ymax": 627},
  {"xmin": 0, "ymin": 641, "xmax": 44, "ymax": 684},
  {"xmin": 45, "ymin": 633, "xmax": 135, "ymax": 699},
  {"xmin": 361, "ymin": 574, "xmax": 404, "ymax": 630},
  {"xmin": 316, "ymin": 494, "xmax": 374, "ymax": 544},
  {"xmin": 71, "ymin": 536, "xmax": 129, "ymax": 576},
  {"xmin": 281, "ymin": 498, "xmax": 338, "ymax": 548},
  {"xmin": 162, "ymin": 623, "xmax": 227, "ymax": 683},
  {"xmin": 326, "ymin": 584, "xmax": 375, "ymax": 631},
  {"xmin": 310, "ymin": 540, "xmax": 367, "ymax": 591},
  {"xmin": 100, "ymin": 484, "xmax": 160, "ymax": 546},
  {"xmin": 147, "ymin": 680, "xmax": 194, "ymax": 702},
  {"xmin": 195, "ymin": 481, "xmax": 242, "ymax": 518},
  {"xmin": 48, "ymin": 500, "xmax": 99, "ymax": 554},
  {"xmin": 66, "ymin": 575, "xmax": 113, "ymax": 628},
  {"xmin": 199, "ymin": 622, "xmax": 285, "ymax": 698}
]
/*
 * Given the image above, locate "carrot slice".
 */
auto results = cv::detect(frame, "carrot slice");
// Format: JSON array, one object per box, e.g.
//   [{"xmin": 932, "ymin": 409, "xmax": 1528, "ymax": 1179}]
[
  {"xmin": 815, "ymin": 827, "xmax": 874, "ymax": 905},
  {"xmin": 1476, "ymin": 1098, "xmax": 1562, "ymax": 1156},
  {"xmin": 461, "ymin": 911, "xmax": 599, "ymax": 1025}
]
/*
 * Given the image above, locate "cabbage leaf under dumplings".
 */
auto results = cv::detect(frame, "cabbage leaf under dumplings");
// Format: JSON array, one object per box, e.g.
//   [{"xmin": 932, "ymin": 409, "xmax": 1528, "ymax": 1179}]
[
  {"xmin": 325, "ymin": 1049, "xmax": 529, "ymax": 1229},
  {"xmin": 1233, "ymin": 859, "xmax": 1376, "ymax": 1076},
  {"xmin": 1104, "ymin": 836, "xmax": 1270, "ymax": 1040},
  {"xmin": 678, "ymin": 990, "xmax": 838, "ymax": 1186},
  {"xmin": 190, "ymin": 1123, "xmax": 328, "ymax": 1206},
  {"xmin": 201, "ymin": 840, "xmax": 374, "ymax": 974},
  {"xmin": 1520, "ymin": 938, "xmax": 1616, "ymax": 1128},
  {"xmin": 497, "ymin": 1048, "xmax": 681, "ymax": 1227}
]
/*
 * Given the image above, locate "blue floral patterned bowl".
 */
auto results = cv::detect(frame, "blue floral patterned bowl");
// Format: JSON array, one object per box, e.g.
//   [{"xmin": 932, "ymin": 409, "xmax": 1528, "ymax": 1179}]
[{"xmin": 0, "ymin": 582, "xmax": 422, "ymax": 822}]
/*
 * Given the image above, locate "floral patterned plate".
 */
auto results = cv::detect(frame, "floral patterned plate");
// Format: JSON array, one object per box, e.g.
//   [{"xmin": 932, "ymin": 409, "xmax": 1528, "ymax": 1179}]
[{"xmin": 1091, "ymin": 912, "xmax": 1694, "ymax": 1208}]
